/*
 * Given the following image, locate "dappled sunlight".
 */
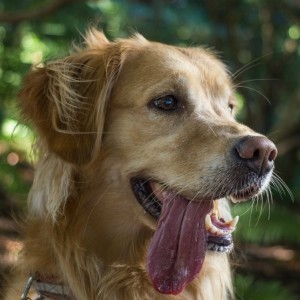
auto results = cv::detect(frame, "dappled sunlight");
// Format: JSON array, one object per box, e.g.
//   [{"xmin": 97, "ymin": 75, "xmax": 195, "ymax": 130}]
[
  {"xmin": 0, "ymin": 236, "xmax": 22, "ymax": 266},
  {"xmin": 0, "ymin": 217, "xmax": 22, "ymax": 268},
  {"xmin": 245, "ymin": 244, "xmax": 295, "ymax": 261}
]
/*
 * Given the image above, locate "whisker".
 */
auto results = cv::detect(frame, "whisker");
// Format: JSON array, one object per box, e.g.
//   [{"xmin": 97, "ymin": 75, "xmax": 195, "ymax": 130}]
[
  {"xmin": 233, "ymin": 78, "xmax": 279, "ymax": 87},
  {"xmin": 82, "ymin": 185, "xmax": 113, "ymax": 237},
  {"xmin": 267, "ymin": 187, "xmax": 273, "ymax": 219},
  {"xmin": 268, "ymin": 185, "xmax": 274, "ymax": 205},
  {"xmin": 272, "ymin": 172, "xmax": 294, "ymax": 201},
  {"xmin": 231, "ymin": 53, "xmax": 272, "ymax": 80},
  {"xmin": 206, "ymin": 122, "xmax": 218, "ymax": 137},
  {"xmin": 234, "ymin": 85, "xmax": 271, "ymax": 104},
  {"xmin": 270, "ymin": 177, "xmax": 284, "ymax": 200},
  {"xmin": 248, "ymin": 197, "xmax": 256, "ymax": 226},
  {"xmin": 232, "ymin": 62, "xmax": 264, "ymax": 80},
  {"xmin": 233, "ymin": 201, "xmax": 253, "ymax": 218},
  {"xmin": 264, "ymin": 187, "xmax": 272, "ymax": 220}
]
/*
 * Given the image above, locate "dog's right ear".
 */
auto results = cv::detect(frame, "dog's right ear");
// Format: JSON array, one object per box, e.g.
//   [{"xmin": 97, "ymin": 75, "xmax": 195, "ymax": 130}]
[{"xmin": 20, "ymin": 30, "xmax": 125, "ymax": 164}]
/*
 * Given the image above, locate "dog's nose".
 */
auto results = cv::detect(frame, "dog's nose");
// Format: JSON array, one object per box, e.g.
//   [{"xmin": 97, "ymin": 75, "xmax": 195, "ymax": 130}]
[{"xmin": 234, "ymin": 136, "xmax": 278, "ymax": 175}]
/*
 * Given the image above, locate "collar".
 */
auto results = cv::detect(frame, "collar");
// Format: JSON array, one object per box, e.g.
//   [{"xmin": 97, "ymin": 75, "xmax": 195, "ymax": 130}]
[{"xmin": 22, "ymin": 273, "xmax": 74, "ymax": 300}]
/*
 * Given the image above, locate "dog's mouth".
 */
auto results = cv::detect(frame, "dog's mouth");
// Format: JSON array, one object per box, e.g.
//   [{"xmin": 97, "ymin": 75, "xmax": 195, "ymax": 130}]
[
  {"xmin": 131, "ymin": 177, "xmax": 258, "ymax": 295},
  {"xmin": 132, "ymin": 178, "xmax": 241, "ymax": 248}
]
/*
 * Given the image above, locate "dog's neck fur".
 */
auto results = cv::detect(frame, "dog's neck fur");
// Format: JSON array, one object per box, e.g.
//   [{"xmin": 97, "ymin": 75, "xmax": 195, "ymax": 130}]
[{"xmin": 22, "ymin": 223, "xmax": 232, "ymax": 300}]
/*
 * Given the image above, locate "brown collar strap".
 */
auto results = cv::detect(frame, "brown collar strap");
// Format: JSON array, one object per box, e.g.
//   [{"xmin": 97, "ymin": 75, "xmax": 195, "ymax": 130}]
[{"xmin": 21, "ymin": 273, "xmax": 74, "ymax": 300}]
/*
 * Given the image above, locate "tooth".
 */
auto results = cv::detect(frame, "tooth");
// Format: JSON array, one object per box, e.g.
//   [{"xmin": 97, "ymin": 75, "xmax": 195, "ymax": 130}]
[
  {"xmin": 205, "ymin": 214, "xmax": 212, "ymax": 230},
  {"xmin": 224, "ymin": 216, "xmax": 239, "ymax": 229},
  {"xmin": 206, "ymin": 214, "xmax": 223, "ymax": 236},
  {"xmin": 212, "ymin": 200, "xmax": 220, "ymax": 216}
]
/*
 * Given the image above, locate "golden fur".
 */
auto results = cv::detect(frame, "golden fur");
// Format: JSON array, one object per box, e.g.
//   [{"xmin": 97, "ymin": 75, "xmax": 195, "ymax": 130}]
[{"xmin": 4, "ymin": 29, "xmax": 271, "ymax": 299}]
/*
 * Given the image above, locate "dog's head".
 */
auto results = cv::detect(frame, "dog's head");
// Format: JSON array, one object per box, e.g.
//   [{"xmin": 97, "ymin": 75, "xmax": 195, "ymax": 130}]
[{"xmin": 21, "ymin": 29, "xmax": 277, "ymax": 295}]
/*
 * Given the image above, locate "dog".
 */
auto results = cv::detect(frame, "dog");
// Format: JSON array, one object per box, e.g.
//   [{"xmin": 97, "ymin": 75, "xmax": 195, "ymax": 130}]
[{"xmin": 4, "ymin": 29, "xmax": 277, "ymax": 300}]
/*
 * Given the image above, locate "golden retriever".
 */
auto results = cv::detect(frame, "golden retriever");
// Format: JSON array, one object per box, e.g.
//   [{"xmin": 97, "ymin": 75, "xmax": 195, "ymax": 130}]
[{"xmin": 4, "ymin": 29, "xmax": 277, "ymax": 300}]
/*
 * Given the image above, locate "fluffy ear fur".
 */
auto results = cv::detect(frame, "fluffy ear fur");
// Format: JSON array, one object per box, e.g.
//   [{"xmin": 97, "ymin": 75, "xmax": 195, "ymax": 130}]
[{"xmin": 20, "ymin": 30, "xmax": 124, "ymax": 164}]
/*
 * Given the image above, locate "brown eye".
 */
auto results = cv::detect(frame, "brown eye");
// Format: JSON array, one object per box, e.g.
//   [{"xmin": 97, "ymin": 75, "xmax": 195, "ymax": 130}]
[
  {"xmin": 153, "ymin": 95, "xmax": 178, "ymax": 111},
  {"xmin": 228, "ymin": 103, "xmax": 234, "ymax": 113}
]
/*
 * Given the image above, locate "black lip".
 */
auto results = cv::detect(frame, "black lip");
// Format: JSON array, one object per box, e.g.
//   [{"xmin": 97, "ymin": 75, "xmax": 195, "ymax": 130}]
[
  {"xmin": 232, "ymin": 184, "xmax": 260, "ymax": 200},
  {"xmin": 207, "ymin": 234, "xmax": 232, "ymax": 247},
  {"xmin": 131, "ymin": 178, "xmax": 162, "ymax": 219},
  {"xmin": 207, "ymin": 233, "xmax": 233, "ymax": 252},
  {"xmin": 230, "ymin": 172, "xmax": 266, "ymax": 200}
]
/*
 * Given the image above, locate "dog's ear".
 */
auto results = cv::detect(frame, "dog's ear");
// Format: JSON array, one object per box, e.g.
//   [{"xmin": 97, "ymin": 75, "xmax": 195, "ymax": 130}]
[{"xmin": 20, "ymin": 30, "xmax": 124, "ymax": 164}]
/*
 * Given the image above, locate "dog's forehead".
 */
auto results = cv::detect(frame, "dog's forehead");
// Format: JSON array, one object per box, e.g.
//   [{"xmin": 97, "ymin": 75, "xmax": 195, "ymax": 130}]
[
  {"xmin": 133, "ymin": 42, "xmax": 228, "ymax": 78},
  {"xmin": 117, "ymin": 41, "xmax": 232, "ymax": 101}
]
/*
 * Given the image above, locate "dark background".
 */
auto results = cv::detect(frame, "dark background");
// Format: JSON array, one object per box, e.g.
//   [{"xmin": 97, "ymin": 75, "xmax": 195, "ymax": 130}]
[{"xmin": 0, "ymin": 1, "xmax": 299, "ymax": 299}]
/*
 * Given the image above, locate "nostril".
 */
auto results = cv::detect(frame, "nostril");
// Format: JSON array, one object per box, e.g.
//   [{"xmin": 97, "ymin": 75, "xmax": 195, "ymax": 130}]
[
  {"xmin": 235, "ymin": 139, "xmax": 257, "ymax": 160},
  {"xmin": 253, "ymin": 149, "xmax": 260, "ymax": 159},
  {"xmin": 235, "ymin": 138, "xmax": 262, "ymax": 161},
  {"xmin": 268, "ymin": 148, "xmax": 278, "ymax": 162}
]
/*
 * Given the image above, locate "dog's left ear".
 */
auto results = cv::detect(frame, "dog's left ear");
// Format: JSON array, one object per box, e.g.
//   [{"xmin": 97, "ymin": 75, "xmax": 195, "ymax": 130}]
[{"xmin": 20, "ymin": 29, "xmax": 126, "ymax": 164}]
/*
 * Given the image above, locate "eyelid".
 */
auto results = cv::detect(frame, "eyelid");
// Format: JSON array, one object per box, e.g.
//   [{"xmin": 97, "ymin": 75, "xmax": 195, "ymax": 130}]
[{"xmin": 149, "ymin": 94, "xmax": 183, "ymax": 112}]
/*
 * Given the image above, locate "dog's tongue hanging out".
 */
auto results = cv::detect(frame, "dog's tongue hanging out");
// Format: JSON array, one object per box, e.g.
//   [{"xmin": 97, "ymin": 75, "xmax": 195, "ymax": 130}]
[{"xmin": 146, "ymin": 188, "xmax": 213, "ymax": 295}]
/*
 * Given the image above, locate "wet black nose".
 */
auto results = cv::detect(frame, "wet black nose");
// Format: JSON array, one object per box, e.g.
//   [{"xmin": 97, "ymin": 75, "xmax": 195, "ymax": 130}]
[{"xmin": 234, "ymin": 136, "xmax": 278, "ymax": 175}]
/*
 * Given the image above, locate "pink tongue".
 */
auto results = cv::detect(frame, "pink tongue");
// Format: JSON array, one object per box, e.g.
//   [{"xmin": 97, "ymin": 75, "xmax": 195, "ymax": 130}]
[{"xmin": 146, "ymin": 195, "xmax": 213, "ymax": 295}]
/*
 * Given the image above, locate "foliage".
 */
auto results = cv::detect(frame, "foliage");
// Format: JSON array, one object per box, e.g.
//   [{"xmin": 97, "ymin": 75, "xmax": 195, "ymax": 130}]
[
  {"xmin": 234, "ymin": 274, "xmax": 297, "ymax": 300},
  {"xmin": 233, "ymin": 201, "xmax": 299, "ymax": 245},
  {"xmin": 0, "ymin": 0, "xmax": 299, "ymax": 298}
]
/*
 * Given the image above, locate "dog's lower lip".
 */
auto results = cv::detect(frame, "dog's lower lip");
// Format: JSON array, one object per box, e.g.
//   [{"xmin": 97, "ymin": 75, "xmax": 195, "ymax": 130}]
[{"xmin": 230, "ymin": 184, "xmax": 261, "ymax": 202}]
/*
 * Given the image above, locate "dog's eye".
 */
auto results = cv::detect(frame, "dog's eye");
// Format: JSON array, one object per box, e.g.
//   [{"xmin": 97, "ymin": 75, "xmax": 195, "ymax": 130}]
[
  {"xmin": 228, "ymin": 103, "xmax": 234, "ymax": 113},
  {"xmin": 152, "ymin": 95, "xmax": 178, "ymax": 111}
]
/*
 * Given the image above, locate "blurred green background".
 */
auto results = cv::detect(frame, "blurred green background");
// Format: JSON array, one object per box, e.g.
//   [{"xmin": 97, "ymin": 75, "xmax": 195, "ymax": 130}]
[{"xmin": 0, "ymin": 0, "xmax": 299, "ymax": 299}]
